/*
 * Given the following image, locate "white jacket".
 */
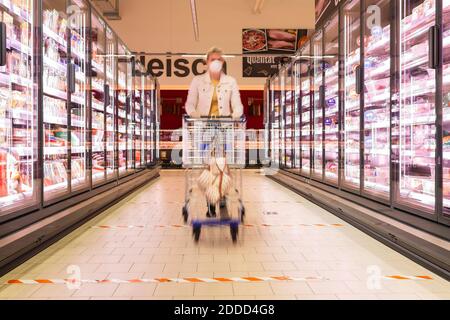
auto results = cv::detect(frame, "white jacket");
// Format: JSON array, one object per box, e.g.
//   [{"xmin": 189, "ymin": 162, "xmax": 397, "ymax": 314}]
[{"xmin": 185, "ymin": 73, "xmax": 244, "ymax": 118}]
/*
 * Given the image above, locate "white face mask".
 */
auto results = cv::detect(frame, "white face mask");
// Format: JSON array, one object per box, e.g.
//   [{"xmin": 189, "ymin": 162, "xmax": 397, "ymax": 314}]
[{"xmin": 209, "ymin": 60, "xmax": 223, "ymax": 74}]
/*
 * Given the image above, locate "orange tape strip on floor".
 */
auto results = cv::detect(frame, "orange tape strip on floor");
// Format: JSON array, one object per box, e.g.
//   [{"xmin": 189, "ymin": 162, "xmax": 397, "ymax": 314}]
[
  {"xmin": 4, "ymin": 275, "xmax": 434, "ymax": 285},
  {"xmin": 5, "ymin": 276, "xmax": 327, "ymax": 285},
  {"xmin": 91, "ymin": 223, "xmax": 345, "ymax": 230}
]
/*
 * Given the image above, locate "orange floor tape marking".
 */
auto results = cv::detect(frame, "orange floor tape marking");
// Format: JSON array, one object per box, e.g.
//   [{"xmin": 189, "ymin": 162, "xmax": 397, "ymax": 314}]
[
  {"xmin": 5, "ymin": 275, "xmax": 434, "ymax": 285},
  {"xmin": 91, "ymin": 223, "xmax": 345, "ymax": 230}
]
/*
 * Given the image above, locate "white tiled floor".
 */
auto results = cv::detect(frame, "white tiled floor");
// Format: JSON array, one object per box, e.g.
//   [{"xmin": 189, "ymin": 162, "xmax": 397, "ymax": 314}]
[{"xmin": 0, "ymin": 170, "xmax": 449, "ymax": 300}]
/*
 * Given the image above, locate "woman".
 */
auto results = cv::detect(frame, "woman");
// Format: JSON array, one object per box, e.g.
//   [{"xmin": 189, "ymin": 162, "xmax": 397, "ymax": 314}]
[
  {"xmin": 185, "ymin": 47, "xmax": 243, "ymax": 217},
  {"xmin": 185, "ymin": 47, "xmax": 243, "ymax": 119}
]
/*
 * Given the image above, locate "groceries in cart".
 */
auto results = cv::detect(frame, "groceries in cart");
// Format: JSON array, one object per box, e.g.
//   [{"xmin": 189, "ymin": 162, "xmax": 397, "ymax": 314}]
[
  {"xmin": 197, "ymin": 155, "xmax": 232, "ymax": 218},
  {"xmin": 182, "ymin": 116, "xmax": 246, "ymax": 242}
]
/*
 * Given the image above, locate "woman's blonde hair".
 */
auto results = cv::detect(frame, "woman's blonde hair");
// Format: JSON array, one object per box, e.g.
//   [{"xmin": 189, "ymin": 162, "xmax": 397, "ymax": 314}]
[{"xmin": 206, "ymin": 47, "xmax": 223, "ymax": 61}]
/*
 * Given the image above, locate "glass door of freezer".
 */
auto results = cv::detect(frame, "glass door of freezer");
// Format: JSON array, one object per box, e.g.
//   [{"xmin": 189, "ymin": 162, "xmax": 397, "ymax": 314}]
[
  {"xmin": 284, "ymin": 66, "xmax": 293, "ymax": 169},
  {"xmin": 324, "ymin": 15, "xmax": 339, "ymax": 185},
  {"xmin": 394, "ymin": 0, "xmax": 436, "ymax": 214},
  {"xmin": 42, "ymin": 0, "xmax": 70, "ymax": 201},
  {"xmin": 69, "ymin": 0, "xmax": 89, "ymax": 192},
  {"xmin": 117, "ymin": 44, "xmax": 128, "ymax": 176},
  {"xmin": 280, "ymin": 69, "xmax": 286, "ymax": 168},
  {"xmin": 126, "ymin": 52, "xmax": 134, "ymax": 173},
  {"xmin": 134, "ymin": 64, "xmax": 144, "ymax": 170},
  {"xmin": 0, "ymin": 0, "xmax": 38, "ymax": 213},
  {"xmin": 90, "ymin": 12, "xmax": 106, "ymax": 185},
  {"xmin": 341, "ymin": 0, "xmax": 361, "ymax": 191},
  {"xmin": 300, "ymin": 43, "xmax": 312, "ymax": 177},
  {"xmin": 443, "ymin": 0, "xmax": 450, "ymax": 217},
  {"xmin": 363, "ymin": 0, "xmax": 391, "ymax": 200},
  {"xmin": 293, "ymin": 61, "xmax": 301, "ymax": 170},
  {"xmin": 312, "ymin": 30, "xmax": 324, "ymax": 180},
  {"xmin": 272, "ymin": 77, "xmax": 280, "ymax": 168},
  {"xmin": 105, "ymin": 26, "xmax": 116, "ymax": 180}
]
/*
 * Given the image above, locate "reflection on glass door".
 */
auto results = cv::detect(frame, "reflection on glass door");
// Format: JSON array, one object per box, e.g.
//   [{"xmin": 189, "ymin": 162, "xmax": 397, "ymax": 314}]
[
  {"xmin": 312, "ymin": 31, "xmax": 323, "ymax": 179},
  {"xmin": 90, "ymin": 12, "xmax": 106, "ymax": 185},
  {"xmin": 126, "ymin": 52, "xmax": 134, "ymax": 173},
  {"xmin": 117, "ymin": 45, "xmax": 128, "ymax": 176},
  {"xmin": 280, "ymin": 69, "xmax": 286, "ymax": 167},
  {"xmin": 134, "ymin": 63, "xmax": 144, "ymax": 169},
  {"xmin": 69, "ymin": 0, "xmax": 88, "ymax": 191},
  {"xmin": 0, "ymin": 0, "xmax": 38, "ymax": 212},
  {"xmin": 363, "ymin": 0, "xmax": 391, "ymax": 199},
  {"xmin": 285, "ymin": 67, "xmax": 293, "ymax": 168},
  {"xmin": 105, "ymin": 27, "xmax": 116, "ymax": 180},
  {"xmin": 294, "ymin": 62, "xmax": 301, "ymax": 170},
  {"xmin": 300, "ymin": 43, "xmax": 312, "ymax": 176},
  {"xmin": 341, "ymin": 0, "xmax": 361, "ymax": 190},
  {"xmin": 395, "ymin": 0, "xmax": 436, "ymax": 213},
  {"xmin": 324, "ymin": 15, "xmax": 339, "ymax": 184},
  {"xmin": 272, "ymin": 77, "xmax": 280, "ymax": 167},
  {"xmin": 443, "ymin": 0, "xmax": 450, "ymax": 216},
  {"xmin": 43, "ymin": 0, "xmax": 69, "ymax": 201}
]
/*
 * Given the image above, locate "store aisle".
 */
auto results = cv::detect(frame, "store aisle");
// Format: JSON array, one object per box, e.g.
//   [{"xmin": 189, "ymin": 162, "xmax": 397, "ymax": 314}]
[{"xmin": 0, "ymin": 170, "xmax": 448, "ymax": 300}]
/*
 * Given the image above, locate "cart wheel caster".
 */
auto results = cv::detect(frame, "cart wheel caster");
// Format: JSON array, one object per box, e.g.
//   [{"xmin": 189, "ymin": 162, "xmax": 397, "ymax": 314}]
[
  {"xmin": 182, "ymin": 206, "xmax": 188, "ymax": 223},
  {"xmin": 193, "ymin": 225, "xmax": 201, "ymax": 242},
  {"xmin": 230, "ymin": 224, "xmax": 238, "ymax": 243}
]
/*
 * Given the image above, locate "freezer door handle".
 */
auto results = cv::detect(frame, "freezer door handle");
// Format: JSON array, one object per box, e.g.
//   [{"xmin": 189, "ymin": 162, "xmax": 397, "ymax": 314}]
[
  {"xmin": 428, "ymin": 25, "xmax": 440, "ymax": 69},
  {"xmin": 0, "ymin": 22, "xmax": 6, "ymax": 66},
  {"xmin": 355, "ymin": 65, "xmax": 362, "ymax": 95},
  {"xmin": 105, "ymin": 84, "xmax": 110, "ymax": 107},
  {"xmin": 69, "ymin": 63, "xmax": 76, "ymax": 94},
  {"xmin": 319, "ymin": 85, "xmax": 325, "ymax": 108}
]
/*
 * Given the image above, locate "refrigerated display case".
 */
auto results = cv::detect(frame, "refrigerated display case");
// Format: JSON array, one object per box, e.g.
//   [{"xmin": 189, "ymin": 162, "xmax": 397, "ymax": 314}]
[
  {"xmin": 279, "ymin": 68, "xmax": 286, "ymax": 167},
  {"xmin": 300, "ymin": 42, "xmax": 312, "ymax": 177},
  {"xmin": 42, "ymin": 1, "xmax": 70, "ymax": 201},
  {"xmin": 363, "ymin": 0, "xmax": 391, "ymax": 200},
  {"xmin": 0, "ymin": 0, "xmax": 38, "ymax": 213},
  {"xmin": 284, "ymin": 66, "xmax": 293, "ymax": 169},
  {"xmin": 126, "ymin": 51, "xmax": 134, "ymax": 173},
  {"xmin": 0, "ymin": 1, "xmax": 160, "ymax": 229},
  {"xmin": 394, "ymin": 0, "xmax": 436, "ymax": 214},
  {"xmin": 312, "ymin": 30, "xmax": 324, "ymax": 180},
  {"xmin": 105, "ymin": 26, "xmax": 116, "ymax": 180},
  {"xmin": 443, "ymin": 0, "xmax": 450, "ymax": 217},
  {"xmin": 271, "ymin": 76, "xmax": 281, "ymax": 167},
  {"xmin": 341, "ymin": 0, "xmax": 361, "ymax": 191},
  {"xmin": 323, "ymin": 14, "xmax": 339, "ymax": 184},
  {"xmin": 69, "ymin": 0, "xmax": 89, "ymax": 193},
  {"xmin": 90, "ymin": 11, "xmax": 107, "ymax": 185},
  {"xmin": 117, "ymin": 43, "xmax": 129, "ymax": 176},
  {"xmin": 265, "ymin": 0, "xmax": 450, "ymax": 227},
  {"xmin": 134, "ymin": 61, "xmax": 145, "ymax": 170},
  {"xmin": 293, "ymin": 61, "xmax": 301, "ymax": 170}
]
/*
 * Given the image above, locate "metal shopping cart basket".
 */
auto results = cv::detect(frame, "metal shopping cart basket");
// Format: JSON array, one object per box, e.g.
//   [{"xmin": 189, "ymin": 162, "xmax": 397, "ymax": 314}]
[{"xmin": 181, "ymin": 115, "xmax": 246, "ymax": 243}]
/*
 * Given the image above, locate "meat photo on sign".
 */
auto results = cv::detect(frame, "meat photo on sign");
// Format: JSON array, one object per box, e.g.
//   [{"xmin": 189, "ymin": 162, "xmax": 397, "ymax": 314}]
[{"xmin": 267, "ymin": 29, "xmax": 298, "ymax": 51}]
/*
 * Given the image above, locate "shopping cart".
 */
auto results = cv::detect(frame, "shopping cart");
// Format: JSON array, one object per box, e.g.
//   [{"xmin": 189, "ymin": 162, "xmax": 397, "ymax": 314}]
[{"xmin": 181, "ymin": 115, "xmax": 246, "ymax": 243}]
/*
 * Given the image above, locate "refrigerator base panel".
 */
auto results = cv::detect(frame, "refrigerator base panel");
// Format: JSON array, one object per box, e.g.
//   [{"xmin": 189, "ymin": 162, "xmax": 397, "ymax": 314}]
[{"xmin": 268, "ymin": 169, "xmax": 450, "ymax": 281}]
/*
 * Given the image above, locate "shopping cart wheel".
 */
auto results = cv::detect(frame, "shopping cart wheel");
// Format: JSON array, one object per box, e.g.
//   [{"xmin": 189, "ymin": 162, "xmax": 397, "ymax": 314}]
[
  {"xmin": 182, "ymin": 205, "xmax": 188, "ymax": 223},
  {"xmin": 193, "ymin": 225, "xmax": 201, "ymax": 242},
  {"xmin": 230, "ymin": 224, "xmax": 238, "ymax": 243}
]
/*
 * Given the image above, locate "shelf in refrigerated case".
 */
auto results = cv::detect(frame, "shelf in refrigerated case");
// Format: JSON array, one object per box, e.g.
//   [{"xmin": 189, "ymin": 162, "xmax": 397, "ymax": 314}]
[
  {"xmin": 0, "ymin": 0, "xmax": 32, "ymax": 23},
  {"xmin": 44, "ymin": 146, "xmax": 67, "ymax": 155},
  {"xmin": 7, "ymin": 38, "xmax": 31, "ymax": 56},
  {"xmin": 44, "ymin": 57, "xmax": 67, "ymax": 73},
  {"xmin": 0, "ymin": 73, "xmax": 32, "ymax": 88},
  {"xmin": 43, "ymin": 25, "xmax": 67, "ymax": 48}
]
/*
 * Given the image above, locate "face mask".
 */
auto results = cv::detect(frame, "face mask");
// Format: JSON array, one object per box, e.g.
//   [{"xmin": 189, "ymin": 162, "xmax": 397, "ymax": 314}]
[{"xmin": 209, "ymin": 60, "xmax": 223, "ymax": 73}]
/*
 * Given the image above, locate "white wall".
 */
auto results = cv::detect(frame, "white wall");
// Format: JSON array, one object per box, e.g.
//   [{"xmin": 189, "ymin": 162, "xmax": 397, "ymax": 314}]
[{"xmin": 107, "ymin": 0, "xmax": 315, "ymax": 89}]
